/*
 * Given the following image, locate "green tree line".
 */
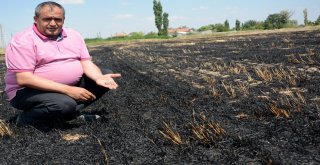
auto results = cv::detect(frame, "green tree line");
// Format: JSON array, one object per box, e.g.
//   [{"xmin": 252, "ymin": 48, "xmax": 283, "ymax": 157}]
[
  {"xmin": 198, "ymin": 9, "xmax": 320, "ymax": 32},
  {"xmin": 85, "ymin": 6, "xmax": 320, "ymax": 43}
]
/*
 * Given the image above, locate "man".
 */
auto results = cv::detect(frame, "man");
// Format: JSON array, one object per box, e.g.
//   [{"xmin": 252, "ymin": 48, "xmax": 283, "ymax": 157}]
[{"xmin": 4, "ymin": 1, "xmax": 121, "ymax": 129}]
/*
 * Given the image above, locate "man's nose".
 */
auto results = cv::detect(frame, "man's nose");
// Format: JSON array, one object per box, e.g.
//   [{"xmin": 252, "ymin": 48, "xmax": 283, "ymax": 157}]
[{"xmin": 49, "ymin": 19, "xmax": 57, "ymax": 26}]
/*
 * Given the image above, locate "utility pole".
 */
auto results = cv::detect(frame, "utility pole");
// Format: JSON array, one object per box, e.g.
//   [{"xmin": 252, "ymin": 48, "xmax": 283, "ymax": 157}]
[{"xmin": 0, "ymin": 24, "xmax": 5, "ymax": 48}]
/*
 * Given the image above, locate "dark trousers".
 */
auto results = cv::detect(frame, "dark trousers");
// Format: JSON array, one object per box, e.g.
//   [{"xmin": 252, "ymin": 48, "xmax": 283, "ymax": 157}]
[{"xmin": 10, "ymin": 70, "xmax": 111, "ymax": 125}]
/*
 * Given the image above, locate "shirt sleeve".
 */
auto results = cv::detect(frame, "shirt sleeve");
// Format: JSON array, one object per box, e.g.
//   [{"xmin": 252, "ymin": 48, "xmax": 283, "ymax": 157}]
[
  {"xmin": 72, "ymin": 30, "xmax": 91, "ymax": 61},
  {"xmin": 5, "ymin": 34, "xmax": 36, "ymax": 72},
  {"xmin": 79, "ymin": 43, "xmax": 91, "ymax": 61}
]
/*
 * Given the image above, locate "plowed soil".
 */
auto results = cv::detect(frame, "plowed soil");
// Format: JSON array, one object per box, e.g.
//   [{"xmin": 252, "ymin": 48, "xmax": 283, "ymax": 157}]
[{"xmin": 1, "ymin": 28, "xmax": 320, "ymax": 164}]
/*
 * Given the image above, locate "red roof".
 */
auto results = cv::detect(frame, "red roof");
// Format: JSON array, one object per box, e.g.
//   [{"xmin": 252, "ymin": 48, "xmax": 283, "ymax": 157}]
[{"xmin": 168, "ymin": 27, "xmax": 191, "ymax": 34}]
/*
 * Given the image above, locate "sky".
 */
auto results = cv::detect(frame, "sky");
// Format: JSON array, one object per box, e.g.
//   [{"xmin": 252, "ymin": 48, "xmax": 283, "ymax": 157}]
[{"xmin": 0, "ymin": 0, "xmax": 320, "ymax": 47}]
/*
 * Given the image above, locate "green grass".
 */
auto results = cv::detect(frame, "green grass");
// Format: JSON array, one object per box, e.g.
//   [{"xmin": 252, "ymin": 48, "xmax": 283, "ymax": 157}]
[
  {"xmin": 0, "ymin": 48, "xmax": 4, "ymax": 55},
  {"xmin": 85, "ymin": 35, "xmax": 172, "ymax": 46},
  {"xmin": 85, "ymin": 26, "xmax": 320, "ymax": 46}
]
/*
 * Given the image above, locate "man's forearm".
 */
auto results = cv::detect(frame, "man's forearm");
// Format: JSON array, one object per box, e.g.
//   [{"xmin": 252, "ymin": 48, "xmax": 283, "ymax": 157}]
[
  {"xmin": 81, "ymin": 60, "xmax": 103, "ymax": 82},
  {"xmin": 16, "ymin": 72, "xmax": 71, "ymax": 94}
]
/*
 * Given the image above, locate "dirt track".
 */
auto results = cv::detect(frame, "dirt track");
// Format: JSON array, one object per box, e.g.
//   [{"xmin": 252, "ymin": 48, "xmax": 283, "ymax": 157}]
[{"xmin": 1, "ymin": 29, "xmax": 320, "ymax": 164}]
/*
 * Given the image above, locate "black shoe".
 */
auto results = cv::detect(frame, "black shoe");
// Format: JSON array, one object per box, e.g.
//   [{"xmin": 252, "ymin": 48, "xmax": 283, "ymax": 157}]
[
  {"xmin": 78, "ymin": 114, "xmax": 101, "ymax": 122},
  {"xmin": 15, "ymin": 114, "xmax": 29, "ymax": 126},
  {"xmin": 68, "ymin": 114, "xmax": 101, "ymax": 124}
]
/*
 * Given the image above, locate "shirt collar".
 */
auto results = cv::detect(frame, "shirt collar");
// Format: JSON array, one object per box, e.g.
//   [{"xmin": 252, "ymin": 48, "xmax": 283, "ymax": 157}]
[{"xmin": 33, "ymin": 24, "xmax": 67, "ymax": 41}]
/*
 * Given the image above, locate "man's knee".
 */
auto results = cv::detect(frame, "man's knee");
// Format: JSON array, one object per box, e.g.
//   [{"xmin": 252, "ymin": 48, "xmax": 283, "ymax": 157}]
[{"xmin": 48, "ymin": 96, "xmax": 77, "ymax": 114}]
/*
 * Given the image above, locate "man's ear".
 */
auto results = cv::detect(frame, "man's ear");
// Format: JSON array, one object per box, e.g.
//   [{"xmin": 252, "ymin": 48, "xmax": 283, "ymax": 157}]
[{"xmin": 33, "ymin": 16, "xmax": 38, "ymax": 24}]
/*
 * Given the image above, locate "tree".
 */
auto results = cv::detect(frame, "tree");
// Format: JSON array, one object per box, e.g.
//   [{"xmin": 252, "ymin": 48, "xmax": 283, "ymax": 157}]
[
  {"xmin": 235, "ymin": 20, "xmax": 241, "ymax": 31},
  {"xmin": 315, "ymin": 15, "xmax": 320, "ymax": 25},
  {"xmin": 130, "ymin": 32, "xmax": 144, "ymax": 38},
  {"xmin": 215, "ymin": 23, "xmax": 225, "ymax": 32},
  {"xmin": 197, "ymin": 24, "xmax": 214, "ymax": 32},
  {"xmin": 287, "ymin": 20, "xmax": 298, "ymax": 27},
  {"xmin": 264, "ymin": 10, "xmax": 292, "ymax": 29},
  {"xmin": 242, "ymin": 20, "xmax": 264, "ymax": 30},
  {"xmin": 144, "ymin": 32, "xmax": 158, "ymax": 38},
  {"xmin": 153, "ymin": 0, "xmax": 170, "ymax": 36},
  {"xmin": 303, "ymin": 8, "xmax": 308, "ymax": 26},
  {"xmin": 224, "ymin": 20, "xmax": 230, "ymax": 31},
  {"xmin": 153, "ymin": 0, "xmax": 163, "ymax": 35},
  {"xmin": 162, "ymin": 12, "xmax": 169, "ymax": 35}
]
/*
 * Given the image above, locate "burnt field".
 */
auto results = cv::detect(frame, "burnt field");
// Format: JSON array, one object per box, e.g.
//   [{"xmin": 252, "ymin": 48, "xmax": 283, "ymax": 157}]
[{"xmin": 1, "ymin": 29, "xmax": 320, "ymax": 164}]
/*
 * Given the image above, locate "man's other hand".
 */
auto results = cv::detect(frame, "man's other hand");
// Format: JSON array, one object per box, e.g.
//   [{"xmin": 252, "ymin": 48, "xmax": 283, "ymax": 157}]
[{"xmin": 95, "ymin": 73, "xmax": 121, "ymax": 89}]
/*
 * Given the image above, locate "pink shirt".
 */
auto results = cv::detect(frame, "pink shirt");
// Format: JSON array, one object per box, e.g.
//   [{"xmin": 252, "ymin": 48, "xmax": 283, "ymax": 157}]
[{"xmin": 4, "ymin": 24, "xmax": 91, "ymax": 100}]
